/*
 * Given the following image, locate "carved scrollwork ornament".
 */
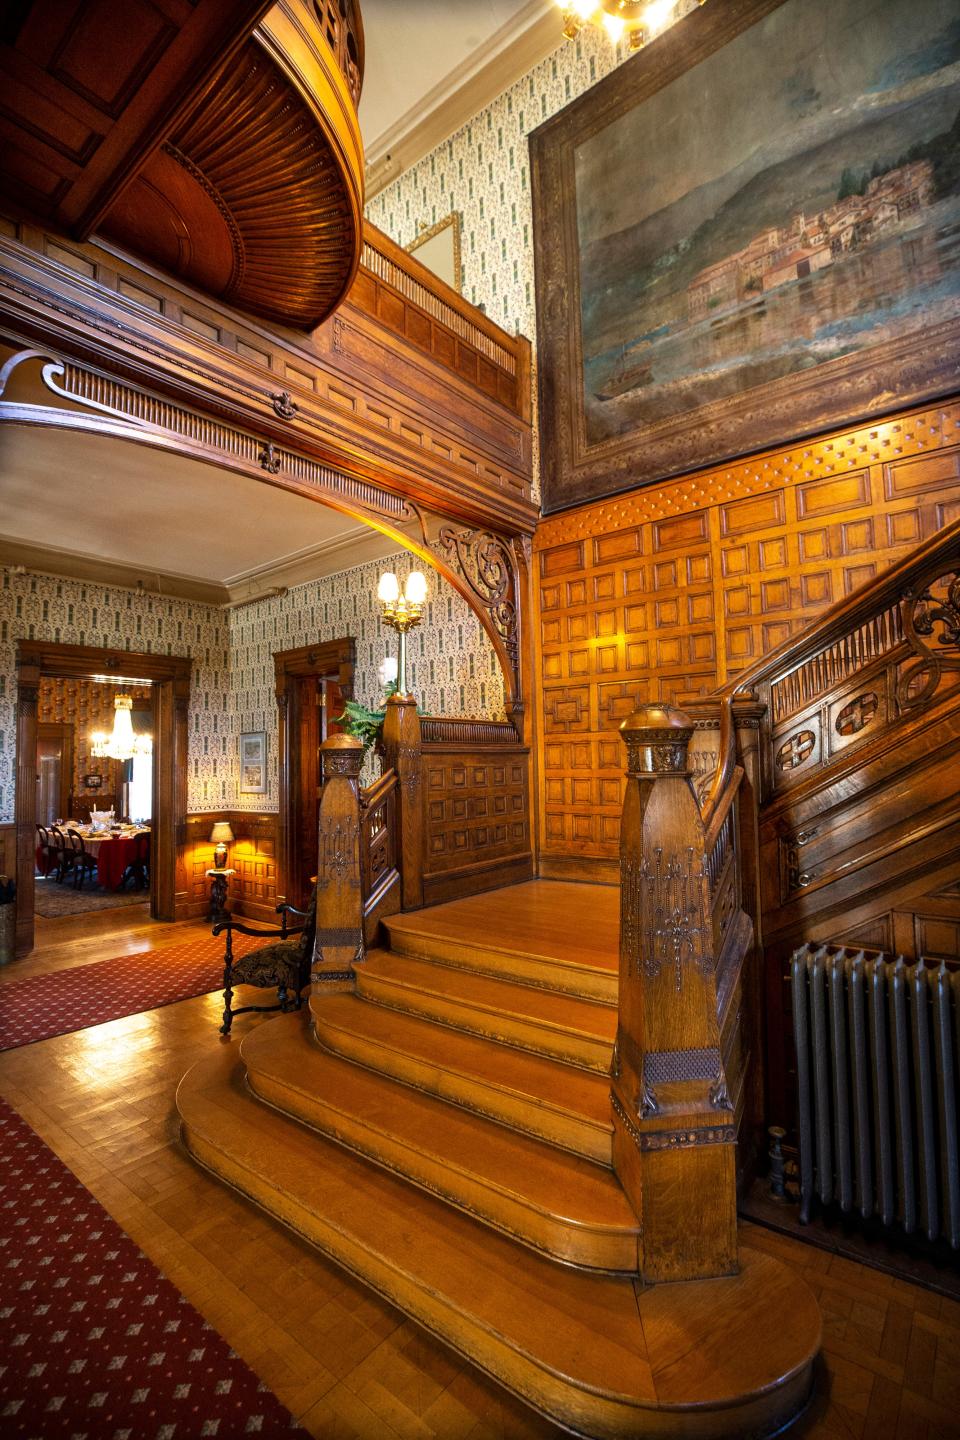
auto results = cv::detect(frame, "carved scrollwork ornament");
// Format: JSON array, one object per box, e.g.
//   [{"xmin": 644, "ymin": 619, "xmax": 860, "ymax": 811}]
[
  {"xmin": 322, "ymin": 751, "xmax": 362, "ymax": 779},
  {"xmin": 438, "ymin": 524, "xmax": 519, "ymax": 666},
  {"xmin": 270, "ymin": 390, "xmax": 298, "ymax": 420},
  {"xmin": 899, "ymin": 569, "xmax": 960, "ymax": 708}
]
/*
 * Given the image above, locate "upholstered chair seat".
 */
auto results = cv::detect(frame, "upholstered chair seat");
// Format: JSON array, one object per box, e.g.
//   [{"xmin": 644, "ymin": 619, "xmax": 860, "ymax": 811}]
[{"xmin": 214, "ymin": 885, "xmax": 317, "ymax": 1035}]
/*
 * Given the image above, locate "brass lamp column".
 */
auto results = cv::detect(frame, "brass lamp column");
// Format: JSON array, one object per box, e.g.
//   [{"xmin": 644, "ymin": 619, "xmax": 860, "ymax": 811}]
[
  {"xmin": 376, "ymin": 570, "xmax": 428, "ymax": 695},
  {"xmin": 378, "ymin": 569, "xmax": 428, "ymax": 912}
]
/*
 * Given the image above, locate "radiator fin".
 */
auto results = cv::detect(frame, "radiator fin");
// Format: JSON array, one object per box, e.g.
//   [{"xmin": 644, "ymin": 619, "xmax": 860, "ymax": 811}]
[{"xmin": 791, "ymin": 945, "xmax": 960, "ymax": 1250}]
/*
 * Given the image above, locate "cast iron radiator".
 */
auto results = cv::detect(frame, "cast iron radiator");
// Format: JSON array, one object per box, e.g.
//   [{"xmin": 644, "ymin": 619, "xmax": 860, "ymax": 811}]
[{"xmin": 791, "ymin": 944, "xmax": 959, "ymax": 1249}]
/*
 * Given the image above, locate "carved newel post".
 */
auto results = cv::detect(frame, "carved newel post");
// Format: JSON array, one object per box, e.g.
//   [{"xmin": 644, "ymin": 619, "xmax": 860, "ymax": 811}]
[
  {"xmin": 613, "ymin": 705, "xmax": 738, "ymax": 1283},
  {"xmin": 381, "ymin": 693, "xmax": 424, "ymax": 911},
  {"xmin": 312, "ymin": 733, "xmax": 365, "ymax": 992}
]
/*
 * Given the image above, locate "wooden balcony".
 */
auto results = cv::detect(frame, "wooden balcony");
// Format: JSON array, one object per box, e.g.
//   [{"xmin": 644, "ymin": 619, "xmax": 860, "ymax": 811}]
[{"xmin": 0, "ymin": 0, "xmax": 365, "ymax": 330}]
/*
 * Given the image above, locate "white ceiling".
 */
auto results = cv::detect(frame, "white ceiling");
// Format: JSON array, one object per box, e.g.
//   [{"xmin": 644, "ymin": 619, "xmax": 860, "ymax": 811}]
[
  {"xmin": 0, "ymin": 425, "xmax": 405, "ymax": 604},
  {"xmin": 359, "ymin": 0, "xmax": 560, "ymax": 192}
]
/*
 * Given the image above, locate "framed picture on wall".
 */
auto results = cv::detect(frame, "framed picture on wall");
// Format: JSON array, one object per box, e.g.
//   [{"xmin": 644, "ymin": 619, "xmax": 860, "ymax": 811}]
[
  {"xmin": 530, "ymin": 0, "xmax": 960, "ymax": 512},
  {"xmin": 239, "ymin": 731, "xmax": 267, "ymax": 795},
  {"xmin": 404, "ymin": 213, "xmax": 462, "ymax": 293},
  {"xmin": 83, "ymin": 774, "xmax": 102, "ymax": 789}
]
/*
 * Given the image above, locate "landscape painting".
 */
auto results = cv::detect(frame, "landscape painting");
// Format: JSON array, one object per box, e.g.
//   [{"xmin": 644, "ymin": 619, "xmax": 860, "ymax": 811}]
[{"xmin": 532, "ymin": 0, "xmax": 960, "ymax": 510}]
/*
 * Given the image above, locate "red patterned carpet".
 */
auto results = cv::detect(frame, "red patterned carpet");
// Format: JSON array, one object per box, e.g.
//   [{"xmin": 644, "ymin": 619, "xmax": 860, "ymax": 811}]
[
  {"xmin": 0, "ymin": 1099, "xmax": 308, "ymax": 1437},
  {"xmin": 0, "ymin": 935, "xmax": 261, "ymax": 1051}
]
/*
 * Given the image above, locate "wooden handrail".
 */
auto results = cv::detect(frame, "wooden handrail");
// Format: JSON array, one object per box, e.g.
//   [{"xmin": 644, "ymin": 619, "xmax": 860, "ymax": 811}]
[
  {"xmin": 420, "ymin": 716, "xmax": 523, "ymax": 747},
  {"xmin": 726, "ymin": 515, "xmax": 960, "ymax": 701},
  {"xmin": 361, "ymin": 767, "xmax": 397, "ymax": 809}
]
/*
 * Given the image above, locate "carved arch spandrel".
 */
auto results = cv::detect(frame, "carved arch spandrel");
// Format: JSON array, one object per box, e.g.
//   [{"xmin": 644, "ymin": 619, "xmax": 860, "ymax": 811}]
[{"xmin": 0, "ymin": 347, "xmax": 526, "ymax": 714}]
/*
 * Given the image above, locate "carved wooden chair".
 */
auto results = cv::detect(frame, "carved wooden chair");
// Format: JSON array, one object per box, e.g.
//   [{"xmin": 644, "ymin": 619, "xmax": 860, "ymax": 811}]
[
  {"xmin": 48, "ymin": 825, "xmax": 74, "ymax": 884},
  {"xmin": 66, "ymin": 828, "xmax": 98, "ymax": 889},
  {"xmin": 214, "ymin": 885, "xmax": 317, "ymax": 1036},
  {"xmin": 35, "ymin": 824, "xmax": 59, "ymax": 879}
]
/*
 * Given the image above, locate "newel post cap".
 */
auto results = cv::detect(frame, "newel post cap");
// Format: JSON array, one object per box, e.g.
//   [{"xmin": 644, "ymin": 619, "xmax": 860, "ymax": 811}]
[
  {"xmin": 320, "ymin": 731, "xmax": 364, "ymax": 778},
  {"xmin": 619, "ymin": 703, "xmax": 694, "ymax": 776}
]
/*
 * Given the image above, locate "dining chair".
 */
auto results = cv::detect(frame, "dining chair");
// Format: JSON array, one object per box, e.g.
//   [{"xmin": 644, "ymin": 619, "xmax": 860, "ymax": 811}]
[
  {"xmin": 35, "ymin": 824, "xmax": 58, "ymax": 878},
  {"xmin": 49, "ymin": 825, "xmax": 74, "ymax": 884},
  {"xmin": 66, "ymin": 828, "xmax": 98, "ymax": 889}
]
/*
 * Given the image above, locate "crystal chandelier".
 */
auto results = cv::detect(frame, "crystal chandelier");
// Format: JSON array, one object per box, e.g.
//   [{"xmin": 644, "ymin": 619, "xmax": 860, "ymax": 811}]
[
  {"xmin": 90, "ymin": 695, "xmax": 153, "ymax": 761},
  {"xmin": 557, "ymin": 0, "xmax": 701, "ymax": 51}
]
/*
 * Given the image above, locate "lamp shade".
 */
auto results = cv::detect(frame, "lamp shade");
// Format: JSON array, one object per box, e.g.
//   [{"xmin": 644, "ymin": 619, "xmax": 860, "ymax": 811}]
[
  {"xmin": 209, "ymin": 822, "xmax": 235, "ymax": 845},
  {"xmin": 405, "ymin": 570, "xmax": 428, "ymax": 605},
  {"xmin": 377, "ymin": 571, "xmax": 400, "ymax": 603}
]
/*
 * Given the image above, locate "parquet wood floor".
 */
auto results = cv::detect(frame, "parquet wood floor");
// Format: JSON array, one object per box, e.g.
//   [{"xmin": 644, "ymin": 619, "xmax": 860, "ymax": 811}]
[{"xmin": 1, "ymin": 914, "xmax": 957, "ymax": 1439}]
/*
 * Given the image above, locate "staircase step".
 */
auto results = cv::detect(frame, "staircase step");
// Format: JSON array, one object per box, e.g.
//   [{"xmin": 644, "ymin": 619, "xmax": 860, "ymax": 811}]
[
  {"xmin": 311, "ymin": 991, "xmax": 613, "ymax": 1163},
  {"xmin": 383, "ymin": 912, "xmax": 617, "ymax": 1001},
  {"xmin": 243, "ymin": 1015, "xmax": 636, "ymax": 1271},
  {"xmin": 358, "ymin": 949, "xmax": 616, "ymax": 1072},
  {"xmin": 177, "ymin": 1046, "xmax": 821, "ymax": 1440}
]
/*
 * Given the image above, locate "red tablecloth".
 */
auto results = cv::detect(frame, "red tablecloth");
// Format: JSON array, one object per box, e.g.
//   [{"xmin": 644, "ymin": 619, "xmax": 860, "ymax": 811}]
[{"xmin": 96, "ymin": 834, "xmax": 149, "ymax": 890}]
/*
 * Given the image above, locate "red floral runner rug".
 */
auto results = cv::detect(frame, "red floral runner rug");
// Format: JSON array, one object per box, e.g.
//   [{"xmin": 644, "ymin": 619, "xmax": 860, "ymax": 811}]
[
  {"xmin": 0, "ymin": 1098, "xmax": 308, "ymax": 1437},
  {"xmin": 0, "ymin": 934, "xmax": 262, "ymax": 1051}
]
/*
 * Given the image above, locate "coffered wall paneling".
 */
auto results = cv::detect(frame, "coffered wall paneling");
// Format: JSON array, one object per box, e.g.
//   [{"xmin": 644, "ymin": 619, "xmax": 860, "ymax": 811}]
[{"xmin": 533, "ymin": 399, "xmax": 960, "ymax": 870}]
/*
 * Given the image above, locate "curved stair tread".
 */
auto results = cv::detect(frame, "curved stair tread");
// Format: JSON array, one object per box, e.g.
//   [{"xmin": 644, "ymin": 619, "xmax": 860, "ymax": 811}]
[
  {"xmin": 177, "ymin": 1049, "xmax": 821, "ymax": 1440},
  {"xmin": 362, "ymin": 949, "xmax": 617, "ymax": 1041},
  {"xmin": 384, "ymin": 907, "xmax": 618, "ymax": 992},
  {"xmin": 241, "ymin": 1016, "xmax": 636, "ymax": 1254},
  {"xmin": 384, "ymin": 880, "xmax": 619, "ymax": 974},
  {"xmin": 313, "ymin": 991, "xmax": 613, "ymax": 1132}
]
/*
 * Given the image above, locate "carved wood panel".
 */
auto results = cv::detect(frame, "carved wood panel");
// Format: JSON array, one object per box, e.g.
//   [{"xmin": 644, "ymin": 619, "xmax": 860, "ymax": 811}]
[
  {"xmin": 421, "ymin": 735, "xmax": 532, "ymax": 903},
  {"xmin": 179, "ymin": 810, "xmax": 277, "ymax": 921},
  {"xmin": 534, "ymin": 399, "xmax": 960, "ymax": 866}
]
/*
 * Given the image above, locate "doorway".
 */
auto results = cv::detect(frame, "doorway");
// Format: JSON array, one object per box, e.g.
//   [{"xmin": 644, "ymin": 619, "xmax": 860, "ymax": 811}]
[
  {"xmin": 15, "ymin": 641, "xmax": 191, "ymax": 957},
  {"xmin": 274, "ymin": 638, "xmax": 355, "ymax": 910}
]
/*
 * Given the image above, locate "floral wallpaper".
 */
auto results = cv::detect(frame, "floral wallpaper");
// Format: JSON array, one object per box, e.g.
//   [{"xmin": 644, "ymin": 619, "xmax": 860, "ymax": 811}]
[
  {"xmin": 0, "ymin": 555, "xmax": 503, "ymax": 822},
  {"xmin": 226, "ymin": 550, "xmax": 505, "ymax": 810},
  {"xmin": 365, "ymin": 5, "xmax": 695, "ymax": 499}
]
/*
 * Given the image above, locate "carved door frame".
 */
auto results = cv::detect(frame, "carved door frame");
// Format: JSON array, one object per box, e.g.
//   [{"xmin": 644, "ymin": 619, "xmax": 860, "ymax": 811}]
[
  {"xmin": 15, "ymin": 640, "xmax": 191, "ymax": 957},
  {"xmin": 274, "ymin": 637, "xmax": 355, "ymax": 909}
]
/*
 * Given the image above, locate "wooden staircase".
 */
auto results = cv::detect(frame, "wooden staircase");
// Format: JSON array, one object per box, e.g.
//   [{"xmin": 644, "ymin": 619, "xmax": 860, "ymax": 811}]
[{"xmin": 178, "ymin": 882, "xmax": 820, "ymax": 1439}]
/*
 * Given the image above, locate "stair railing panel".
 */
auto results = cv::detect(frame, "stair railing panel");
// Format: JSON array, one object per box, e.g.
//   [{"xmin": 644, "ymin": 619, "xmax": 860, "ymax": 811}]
[
  {"xmin": 311, "ymin": 732, "xmax": 365, "ymax": 993},
  {"xmin": 359, "ymin": 767, "xmax": 401, "ymax": 943}
]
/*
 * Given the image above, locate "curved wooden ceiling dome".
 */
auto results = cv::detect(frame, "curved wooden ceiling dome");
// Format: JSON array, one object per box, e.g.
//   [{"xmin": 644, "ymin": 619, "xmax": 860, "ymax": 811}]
[{"xmin": 0, "ymin": 0, "xmax": 365, "ymax": 331}]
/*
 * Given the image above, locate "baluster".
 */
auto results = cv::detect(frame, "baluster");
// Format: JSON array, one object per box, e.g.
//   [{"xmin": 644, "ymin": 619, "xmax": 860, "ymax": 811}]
[
  {"xmin": 312, "ymin": 734, "xmax": 364, "ymax": 993},
  {"xmin": 613, "ymin": 704, "xmax": 738, "ymax": 1283}
]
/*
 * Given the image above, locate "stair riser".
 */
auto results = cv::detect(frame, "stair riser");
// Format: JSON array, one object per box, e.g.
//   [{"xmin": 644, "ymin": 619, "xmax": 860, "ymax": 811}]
[
  {"xmin": 357, "ymin": 971, "xmax": 613, "ymax": 1073},
  {"xmin": 247, "ymin": 1069, "xmax": 635, "ymax": 1272},
  {"xmin": 384, "ymin": 930, "xmax": 617, "ymax": 1003},
  {"xmin": 181, "ymin": 1122, "xmax": 815, "ymax": 1440},
  {"xmin": 313, "ymin": 1014, "xmax": 613, "ymax": 1165}
]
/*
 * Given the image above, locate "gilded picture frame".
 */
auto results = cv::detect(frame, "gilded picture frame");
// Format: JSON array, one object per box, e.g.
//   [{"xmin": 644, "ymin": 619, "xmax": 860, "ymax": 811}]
[
  {"xmin": 239, "ymin": 730, "xmax": 267, "ymax": 795},
  {"xmin": 530, "ymin": 0, "xmax": 960, "ymax": 513},
  {"xmin": 405, "ymin": 212, "xmax": 463, "ymax": 293}
]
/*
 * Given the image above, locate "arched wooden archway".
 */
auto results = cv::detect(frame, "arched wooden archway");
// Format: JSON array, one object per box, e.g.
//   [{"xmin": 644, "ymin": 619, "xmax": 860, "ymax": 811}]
[{"xmin": 14, "ymin": 641, "xmax": 191, "ymax": 957}]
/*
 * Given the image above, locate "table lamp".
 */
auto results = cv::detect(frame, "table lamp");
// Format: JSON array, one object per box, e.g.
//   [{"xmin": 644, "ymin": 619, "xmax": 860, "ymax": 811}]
[{"xmin": 210, "ymin": 821, "xmax": 234, "ymax": 870}]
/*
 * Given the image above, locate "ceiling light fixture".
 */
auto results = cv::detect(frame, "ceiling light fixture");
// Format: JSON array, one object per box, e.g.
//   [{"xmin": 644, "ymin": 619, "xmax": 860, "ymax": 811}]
[
  {"xmin": 557, "ymin": 0, "xmax": 703, "ymax": 52},
  {"xmin": 90, "ymin": 694, "xmax": 153, "ymax": 762}
]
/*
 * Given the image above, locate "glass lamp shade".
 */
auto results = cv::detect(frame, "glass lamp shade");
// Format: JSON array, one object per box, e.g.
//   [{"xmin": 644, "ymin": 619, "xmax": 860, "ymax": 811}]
[
  {"xmin": 404, "ymin": 570, "xmax": 428, "ymax": 605},
  {"xmin": 377, "ymin": 572, "xmax": 400, "ymax": 604},
  {"xmin": 209, "ymin": 821, "xmax": 235, "ymax": 870},
  {"xmin": 110, "ymin": 696, "xmax": 136, "ymax": 757}
]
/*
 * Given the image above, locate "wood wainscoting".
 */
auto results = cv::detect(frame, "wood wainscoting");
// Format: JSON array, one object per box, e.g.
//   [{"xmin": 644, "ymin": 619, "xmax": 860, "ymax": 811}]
[
  {"xmin": 420, "ymin": 718, "xmax": 533, "ymax": 906},
  {"xmin": 533, "ymin": 396, "xmax": 960, "ymax": 878},
  {"xmin": 178, "ymin": 812, "xmax": 278, "ymax": 924}
]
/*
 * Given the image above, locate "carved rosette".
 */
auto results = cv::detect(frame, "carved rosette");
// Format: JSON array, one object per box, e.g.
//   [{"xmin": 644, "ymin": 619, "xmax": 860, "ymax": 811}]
[
  {"xmin": 438, "ymin": 523, "xmax": 521, "ymax": 696},
  {"xmin": 899, "ymin": 568, "xmax": 960, "ymax": 708}
]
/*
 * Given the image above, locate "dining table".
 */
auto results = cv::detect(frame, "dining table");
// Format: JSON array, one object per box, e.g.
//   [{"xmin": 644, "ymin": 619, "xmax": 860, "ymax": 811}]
[{"xmin": 70, "ymin": 825, "xmax": 151, "ymax": 890}]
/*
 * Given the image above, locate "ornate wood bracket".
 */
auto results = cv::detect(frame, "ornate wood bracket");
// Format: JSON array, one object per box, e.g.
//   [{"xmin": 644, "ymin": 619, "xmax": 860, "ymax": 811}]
[{"xmin": 437, "ymin": 524, "xmax": 523, "ymax": 725}]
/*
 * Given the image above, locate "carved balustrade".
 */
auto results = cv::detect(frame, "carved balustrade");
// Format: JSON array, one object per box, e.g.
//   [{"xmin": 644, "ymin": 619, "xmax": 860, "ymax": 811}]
[
  {"xmin": 613, "ymin": 704, "xmax": 742, "ymax": 1283},
  {"xmin": 359, "ymin": 767, "xmax": 401, "ymax": 942},
  {"xmin": 692, "ymin": 516, "xmax": 960, "ymax": 1133}
]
